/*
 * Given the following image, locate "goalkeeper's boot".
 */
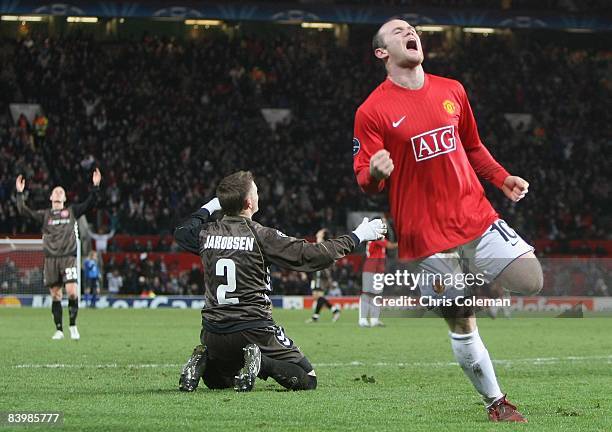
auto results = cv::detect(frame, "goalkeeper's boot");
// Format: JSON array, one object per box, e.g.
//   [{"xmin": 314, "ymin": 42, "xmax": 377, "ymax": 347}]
[
  {"xmin": 179, "ymin": 345, "xmax": 208, "ymax": 392},
  {"xmin": 51, "ymin": 330, "xmax": 64, "ymax": 340},
  {"xmin": 69, "ymin": 326, "xmax": 80, "ymax": 340},
  {"xmin": 234, "ymin": 344, "xmax": 261, "ymax": 392},
  {"xmin": 487, "ymin": 395, "xmax": 527, "ymax": 423}
]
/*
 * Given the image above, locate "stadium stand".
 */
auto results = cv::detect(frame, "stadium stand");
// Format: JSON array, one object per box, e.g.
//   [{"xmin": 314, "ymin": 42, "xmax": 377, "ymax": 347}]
[{"xmin": 1, "ymin": 29, "xmax": 609, "ymax": 294}]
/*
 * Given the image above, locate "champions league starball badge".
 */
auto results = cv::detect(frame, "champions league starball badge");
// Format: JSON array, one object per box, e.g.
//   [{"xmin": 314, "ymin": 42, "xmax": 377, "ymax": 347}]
[{"xmin": 352, "ymin": 137, "xmax": 361, "ymax": 156}]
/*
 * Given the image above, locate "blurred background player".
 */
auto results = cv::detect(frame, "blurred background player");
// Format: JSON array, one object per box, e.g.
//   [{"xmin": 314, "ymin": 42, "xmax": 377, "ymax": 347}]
[
  {"xmin": 306, "ymin": 228, "xmax": 341, "ymax": 323},
  {"xmin": 360, "ymin": 216, "xmax": 397, "ymax": 327},
  {"xmin": 15, "ymin": 168, "xmax": 101, "ymax": 340},
  {"xmin": 83, "ymin": 250, "xmax": 101, "ymax": 308},
  {"xmin": 353, "ymin": 19, "xmax": 543, "ymax": 422},
  {"xmin": 174, "ymin": 171, "xmax": 386, "ymax": 392}
]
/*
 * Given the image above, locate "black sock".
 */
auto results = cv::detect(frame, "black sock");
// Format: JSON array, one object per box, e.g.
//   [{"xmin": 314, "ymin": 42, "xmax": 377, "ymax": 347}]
[
  {"xmin": 315, "ymin": 297, "xmax": 332, "ymax": 314},
  {"xmin": 260, "ymin": 356, "xmax": 317, "ymax": 391},
  {"xmin": 52, "ymin": 300, "xmax": 63, "ymax": 331},
  {"xmin": 68, "ymin": 298, "xmax": 78, "ymax": 326},
  {"xmin": 323, "ymin": 297, "xmax": 332, "ymax": 309}
]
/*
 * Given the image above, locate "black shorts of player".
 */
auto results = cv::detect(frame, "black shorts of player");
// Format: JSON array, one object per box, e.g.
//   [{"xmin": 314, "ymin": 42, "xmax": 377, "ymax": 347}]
[
  {"xmin": 44, "ymin": 256, "xmax": 77, "ymax": 287},
  {"xmin": 85, "ymin": 278, "xmax": 100, "ymax": 291},
  {"xmin": 199, "ymin": 325, "xmax": 306, "ymax": 387}
]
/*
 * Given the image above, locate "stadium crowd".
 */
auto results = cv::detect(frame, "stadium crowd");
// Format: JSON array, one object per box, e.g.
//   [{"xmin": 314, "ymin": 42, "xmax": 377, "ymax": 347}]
[
  {"xmin": 0, "ymin": 29, "xmax": 609, "ymax": 294},
  {"xmin": 255, "ymin": 0, "xmax": 610, "ymax": 12}
]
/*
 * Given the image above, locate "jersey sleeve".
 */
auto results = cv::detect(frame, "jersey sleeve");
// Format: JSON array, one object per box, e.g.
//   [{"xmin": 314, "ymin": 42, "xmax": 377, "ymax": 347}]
[
  {"xmin": 457, "ymin": 83, "xmax": 510, "ymax": 189},
  {"xmin": 174, "ymin": 208, "xmax": 213, "ymax": 255},
  {"xmin": 257, "ymin": 226, "xmax": 358, "ymax": 272},
  {"xmin": 72, "ymin": 187, "xmax": 100, "ymax": 218},
  {"xmin": 15, "ymin": 193, "xmax": 45, "ymax": 225},
  {"xmin": 353, "ymin": 107, "xmax": 386, "ymax": 194}
]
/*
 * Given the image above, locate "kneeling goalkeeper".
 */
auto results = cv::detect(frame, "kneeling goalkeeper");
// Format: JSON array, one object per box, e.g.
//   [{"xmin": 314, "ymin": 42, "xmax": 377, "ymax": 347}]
[{"xmin": 174, "ymin": 171, "xmax": 386, "ymax": 392}]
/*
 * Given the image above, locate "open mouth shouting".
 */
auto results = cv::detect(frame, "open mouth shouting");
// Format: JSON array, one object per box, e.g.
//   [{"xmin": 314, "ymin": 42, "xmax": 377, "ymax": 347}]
[{"xmin": 406, "ymin": 38, "xmax": 418, "ymax": 51}]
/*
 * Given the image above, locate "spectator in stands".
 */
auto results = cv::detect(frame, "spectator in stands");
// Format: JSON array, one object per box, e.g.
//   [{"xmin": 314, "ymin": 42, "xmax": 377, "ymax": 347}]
[
  {"xmin": 187, "ymin": 263, "xmax": 204, "ymax": 295},
  {"xmin": 33, "ymin": 112, "xmax": 48, "ymax": 148},
  {"xmin": 89, "ymin": 225, "xmax": 115, "ymax": 253},
  {"xmin": 107, "ymin": 269, "xmax": 123, "ymax": 295}
]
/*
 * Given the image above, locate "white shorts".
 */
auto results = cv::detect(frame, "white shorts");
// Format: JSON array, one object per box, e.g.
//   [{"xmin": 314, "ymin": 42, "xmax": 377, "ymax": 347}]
[
  {"xmin": 363, "ymin": 271, "xmax": 389, "ymax": 294},
  {"xmin": 416, "ymin": 219, "xmax": 534, "ymax": 298}
]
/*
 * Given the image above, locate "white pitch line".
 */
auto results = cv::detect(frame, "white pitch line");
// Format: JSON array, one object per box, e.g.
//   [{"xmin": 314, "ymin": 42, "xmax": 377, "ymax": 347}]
[
  {"xmin": 12, "ymin": 363, "xmax": 182, "ymax": 369},
  {"xmin": 315, "ymin": 355, "xmax": 612, "ymax": 368},
  {"xmin": 10, "ymin": 355, "xmax": 612, "ymax": 370}
]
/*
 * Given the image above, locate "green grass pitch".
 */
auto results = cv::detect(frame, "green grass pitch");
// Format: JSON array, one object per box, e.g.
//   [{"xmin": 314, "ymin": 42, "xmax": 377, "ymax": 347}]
[{"xmin": 1, "ymin": 308, "xmax": 611, "ymax": 431}]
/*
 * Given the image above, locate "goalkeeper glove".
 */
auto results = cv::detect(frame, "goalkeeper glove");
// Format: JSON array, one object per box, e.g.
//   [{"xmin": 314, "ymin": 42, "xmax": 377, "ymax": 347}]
[
  {"xmin": 202, "ymin": 197, "xmax": 222, "ymax": 214},
  {"xmin": 352, "ymin": 217, "xmax": 387, "ymax": 243}
]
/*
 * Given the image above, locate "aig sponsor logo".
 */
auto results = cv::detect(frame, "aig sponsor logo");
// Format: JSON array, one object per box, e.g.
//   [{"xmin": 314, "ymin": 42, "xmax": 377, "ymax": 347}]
[{"xmin": 411, "ymin": 125, "xmax": 456, "ymax": 162}]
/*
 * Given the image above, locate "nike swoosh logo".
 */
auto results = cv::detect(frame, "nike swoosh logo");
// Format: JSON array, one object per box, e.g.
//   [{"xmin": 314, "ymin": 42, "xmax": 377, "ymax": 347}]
[{"xmin": 392, "ymin": 116, "xmax": 406, "ymax": 128}]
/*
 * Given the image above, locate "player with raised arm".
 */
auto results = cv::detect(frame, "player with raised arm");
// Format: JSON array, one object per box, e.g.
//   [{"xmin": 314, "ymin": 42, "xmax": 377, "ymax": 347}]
[
  {"xmin": 174, "ymin": 171, "xmax": 386, "ymax": 392},
  {"xmin": 353, "ymin": 19, "xmax": 543, "ymax": 422},
  {"xmin": 15, "ymin": 168, "xmax": 102, "ymax": 340}
]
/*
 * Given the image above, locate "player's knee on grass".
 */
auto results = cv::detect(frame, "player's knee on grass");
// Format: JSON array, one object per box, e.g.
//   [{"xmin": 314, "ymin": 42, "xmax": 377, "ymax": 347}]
[
  {"xmin": 297, "ymin": 357, "xmax": 317, "ymax": 390},
  {"xmin": 497, "ymin": 253, "xmax": 543, "ymax": 296},
  {"xmin": 260, "ymin": 356, "xmax": 317, "ymax": 391}
]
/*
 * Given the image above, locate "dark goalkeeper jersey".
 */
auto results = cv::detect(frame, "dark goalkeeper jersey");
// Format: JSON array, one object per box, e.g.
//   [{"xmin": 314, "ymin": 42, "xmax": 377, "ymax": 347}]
[
  {"xmin": 16, "ymin": 188, "xmax": 99, "ymax": 257},
  {"xmin": 175, "ymin": 209, "xmax": 359, "ymax": 333}
]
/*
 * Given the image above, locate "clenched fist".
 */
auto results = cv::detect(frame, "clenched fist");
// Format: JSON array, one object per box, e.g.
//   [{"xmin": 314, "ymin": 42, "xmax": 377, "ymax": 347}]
[
  {"xmin": 92, "ymin": 168, "xmax": 102, "ymax": 187},
  {"xmin": 502, "ymin": 175, "xmax": 529, "ymax": 202},
  {"xmin": 16, "ymin": 175, "xmax": 25, "ymax": 193},
  {"xmin": 370, "ymin": 149, "xmax": 394, "ymax": 181}
]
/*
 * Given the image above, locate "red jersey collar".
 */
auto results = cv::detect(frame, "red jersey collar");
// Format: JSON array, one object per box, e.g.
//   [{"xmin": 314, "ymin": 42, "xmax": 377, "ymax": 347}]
[{"xmin": 384, "ymin": 73, "xmax": 430, "ymax": 97}]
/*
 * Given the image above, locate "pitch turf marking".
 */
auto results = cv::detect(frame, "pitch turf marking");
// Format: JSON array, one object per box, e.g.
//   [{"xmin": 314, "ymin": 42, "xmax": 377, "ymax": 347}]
[{"xmin": 10, "ymin": 355, "xmax": 612, "ymax": 370}]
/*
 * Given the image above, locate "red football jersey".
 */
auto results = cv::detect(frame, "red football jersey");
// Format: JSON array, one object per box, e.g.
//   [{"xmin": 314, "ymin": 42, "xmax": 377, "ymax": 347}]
[
  {"xmin": 353, "ymin": 74, "xmax": 510, "ymax": 259},
  {"xmin": 363, "ymin": 239, "xmax": 387, "ymax": 273},
  {"xmin": 367, "ymin": 239, "xmax": 387, "ymax": 259}
]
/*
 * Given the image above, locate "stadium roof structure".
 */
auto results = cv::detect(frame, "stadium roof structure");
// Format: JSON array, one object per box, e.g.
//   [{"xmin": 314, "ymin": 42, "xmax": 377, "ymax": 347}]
[{"xmin": 0, "ymin": 1, "xmax": 611, "ymax": 31}]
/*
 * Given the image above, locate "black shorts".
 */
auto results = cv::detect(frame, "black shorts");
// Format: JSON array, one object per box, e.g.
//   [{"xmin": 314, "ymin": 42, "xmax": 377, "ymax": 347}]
[
  {"xmin": 201, "ymin": 325, "xmax": 305, "ymax": 377},
  {"xmin": 44, "ymin": 256, "xmax": 77, "ymax": 287}
]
